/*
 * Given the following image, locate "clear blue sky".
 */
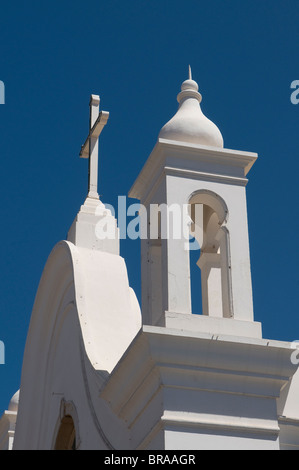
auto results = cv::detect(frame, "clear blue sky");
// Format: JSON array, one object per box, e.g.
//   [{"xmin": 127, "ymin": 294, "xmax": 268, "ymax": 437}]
[{"xmin": 0, "ymin": 0, "xmax": 298, "ymax": 415}]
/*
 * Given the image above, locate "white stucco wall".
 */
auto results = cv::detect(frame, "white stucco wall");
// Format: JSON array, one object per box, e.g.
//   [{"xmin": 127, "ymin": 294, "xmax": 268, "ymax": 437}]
[{"xmin": 13, "ymin": 241, "xmax": 141, "ymax": 450}]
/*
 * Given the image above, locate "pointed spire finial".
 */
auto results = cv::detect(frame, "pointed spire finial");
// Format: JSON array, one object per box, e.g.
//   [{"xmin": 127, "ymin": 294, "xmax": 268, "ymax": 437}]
[{"xmin": 178, "ymin": 67, "xmax": 201, "ymax": 103}]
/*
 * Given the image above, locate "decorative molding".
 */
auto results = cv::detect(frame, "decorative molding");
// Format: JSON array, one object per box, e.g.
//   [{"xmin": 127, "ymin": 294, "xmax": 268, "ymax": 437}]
[
  {"xmin": 129, "ymin": 138, "xmax": 257, "ymax": 201},
  {"xmin": 101, "ymin": 326, "xmax": 297, "ymax": 449},
  {"xmin": 164, "ymin": 166, "xmax": 249, "ymax": 186}
]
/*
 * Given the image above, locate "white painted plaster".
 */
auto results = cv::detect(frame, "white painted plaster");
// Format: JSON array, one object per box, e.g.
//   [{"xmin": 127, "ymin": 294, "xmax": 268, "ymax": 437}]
[{"xmin": 2, "ymin": 77, "xmax": 298, "ymax": 452}]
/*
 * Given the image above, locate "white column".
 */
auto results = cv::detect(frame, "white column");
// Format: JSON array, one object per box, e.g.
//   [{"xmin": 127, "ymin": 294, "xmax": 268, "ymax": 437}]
[
  {"xmin": 197, "ymin": 253, "xmax": 223, "ymax": 317},
  {"xmin": 165, "ymin": 175, "xmax": 192, "ymax": 315}
]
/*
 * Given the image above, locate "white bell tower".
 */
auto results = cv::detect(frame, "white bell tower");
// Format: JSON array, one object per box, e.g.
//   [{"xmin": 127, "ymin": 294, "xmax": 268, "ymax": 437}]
[{"xmin": 129, "ymin": 70, "xmax": 262, "ymax": 338}]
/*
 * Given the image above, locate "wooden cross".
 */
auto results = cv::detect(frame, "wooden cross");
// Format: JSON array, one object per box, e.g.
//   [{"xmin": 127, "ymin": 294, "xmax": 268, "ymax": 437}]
[{"xmin": 80, "ymin": 95, "xmax": 109, "ymax": 199}]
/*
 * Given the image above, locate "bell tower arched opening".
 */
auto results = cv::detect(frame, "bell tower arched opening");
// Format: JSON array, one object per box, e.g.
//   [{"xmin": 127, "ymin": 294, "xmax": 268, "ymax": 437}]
[{"xmin": 189, "ymin": 190, "xmax": 233, "ymax": 319}]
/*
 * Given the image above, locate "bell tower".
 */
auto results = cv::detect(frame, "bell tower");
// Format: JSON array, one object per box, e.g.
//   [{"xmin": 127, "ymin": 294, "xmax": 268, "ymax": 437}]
[{"xmin": 129, "ymin": 70, "xmax": 262, "ymax": 338}]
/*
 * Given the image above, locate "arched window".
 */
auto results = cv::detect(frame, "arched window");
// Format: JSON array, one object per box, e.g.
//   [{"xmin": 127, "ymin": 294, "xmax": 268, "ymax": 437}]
[
  {"xmin": 54, "ymin": 415, "xmax": 76, "ymax": 450},
  {"xmin": 189, "ymin": 236, "xmax": 202, "ymax": 315},
  {"xmin": 189, "ymin": 190, "xmax": 233, "ymax": 319}
]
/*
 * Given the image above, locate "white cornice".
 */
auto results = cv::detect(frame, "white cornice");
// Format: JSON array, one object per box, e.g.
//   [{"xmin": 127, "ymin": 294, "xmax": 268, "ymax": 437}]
[
  {"xmin": 102, "ymin": 325, "xmax": 296, "ymax": 412},
  {"xmin": 100, "ymin": 326, "xmax": 296, "ymax": 448},
  {"xmin": 129, "ymin": 138, "xmax": 258, "ymax": 201}
]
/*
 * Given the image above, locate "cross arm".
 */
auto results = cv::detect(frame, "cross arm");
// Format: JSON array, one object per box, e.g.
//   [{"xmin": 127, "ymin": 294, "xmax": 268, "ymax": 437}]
[{"xmin": 79, "ymin": 110, "xmax": 110, "ymax": 159}]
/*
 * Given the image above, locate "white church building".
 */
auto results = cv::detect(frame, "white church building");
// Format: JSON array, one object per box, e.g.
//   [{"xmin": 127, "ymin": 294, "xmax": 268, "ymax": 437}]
[{"xmin": 1, "ymin": 71, "xmax": 299, "ymax": 450}]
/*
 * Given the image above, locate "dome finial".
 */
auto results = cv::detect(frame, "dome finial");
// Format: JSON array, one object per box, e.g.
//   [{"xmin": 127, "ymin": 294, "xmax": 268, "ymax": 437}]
[{"xmin": 188, "ymin": 65, "xmax": 192, "ymax": 80}]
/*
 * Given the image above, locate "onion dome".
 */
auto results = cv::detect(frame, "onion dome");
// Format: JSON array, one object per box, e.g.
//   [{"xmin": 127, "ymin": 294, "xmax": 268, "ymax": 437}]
[{"xmin": 159, "ymin": 67, "xmax": 223, "ymax": 148}]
